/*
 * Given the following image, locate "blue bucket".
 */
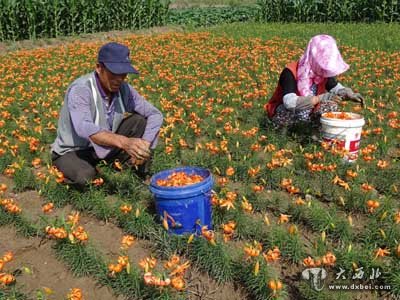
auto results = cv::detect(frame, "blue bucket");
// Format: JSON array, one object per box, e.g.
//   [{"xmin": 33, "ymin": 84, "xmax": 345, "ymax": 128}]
[{"xmin": 149, "ymin": 166, "xmax": 213, "ymax": 235}]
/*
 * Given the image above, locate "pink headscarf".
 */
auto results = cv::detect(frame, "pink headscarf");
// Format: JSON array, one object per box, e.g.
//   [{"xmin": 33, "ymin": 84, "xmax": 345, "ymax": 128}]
[{"xmin": 297, "ymin": 34, "xmax": 349, "ymax": 96}]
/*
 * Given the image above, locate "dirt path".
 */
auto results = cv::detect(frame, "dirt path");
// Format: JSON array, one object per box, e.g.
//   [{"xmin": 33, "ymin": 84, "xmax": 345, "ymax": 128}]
[
  {"xmin": 185, "ymin": 268, "xmax": 248, "ymax": 300},
  {"xmin": 0, "ymin": 26, "xmax": 182, "ymax": 56},
  {"xmin": 0, "ymin": 225, "xmax": 119, "ymax": 300}
]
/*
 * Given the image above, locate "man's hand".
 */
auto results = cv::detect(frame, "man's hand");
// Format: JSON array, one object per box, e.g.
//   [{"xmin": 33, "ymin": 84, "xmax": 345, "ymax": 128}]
[
  {"xmin": 336, "ymin": 88, "xmax": 365, "ymax": 107},
  {"xmin": 122, "ymin": 138, "xmax": 151, "ymax": 161},
  {"xmin": 89, "ymin": 130, "xmax": 151, "ymax": 162}
]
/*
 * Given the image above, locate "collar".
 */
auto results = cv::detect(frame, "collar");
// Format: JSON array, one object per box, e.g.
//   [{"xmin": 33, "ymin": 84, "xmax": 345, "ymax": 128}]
[{"xmin": 94, "ymin": 71, "xmax": 117, "ymax": 100}]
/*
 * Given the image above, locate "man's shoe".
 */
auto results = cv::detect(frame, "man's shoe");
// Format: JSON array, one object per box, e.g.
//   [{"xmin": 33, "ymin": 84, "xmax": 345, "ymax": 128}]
[{"xmin": 136, "ymin": 157, "xmax": 153, "ymax": 180}]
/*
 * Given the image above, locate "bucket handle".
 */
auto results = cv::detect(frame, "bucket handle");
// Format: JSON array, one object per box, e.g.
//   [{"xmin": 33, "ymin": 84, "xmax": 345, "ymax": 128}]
[
  {"xmin": 203, "ymin": 191, "xmax": 213, "ymax": 197},
  {"xmin": 201, "ymin": 189, "xmax": 216, "ymax": 197},
  {"xmin": 321, "ymin": 126, "xmax": 351, "ymax": 140},
  {"xmin": 194, "ymin": 219, "xmax": 204, "ymax": 235},
  {"xmin": 322, "ymin": 126, "xmax": 351, "ymax": 149},
  {"xmin": 162, "ymin": 211, "xmax": 182, "ymax": 229}
]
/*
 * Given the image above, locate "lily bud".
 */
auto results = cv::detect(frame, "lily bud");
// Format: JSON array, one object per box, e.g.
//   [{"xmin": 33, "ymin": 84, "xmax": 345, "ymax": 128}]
[{"xmin": 321, "ymin": 231, "xmax": 326, "ymax": 242}]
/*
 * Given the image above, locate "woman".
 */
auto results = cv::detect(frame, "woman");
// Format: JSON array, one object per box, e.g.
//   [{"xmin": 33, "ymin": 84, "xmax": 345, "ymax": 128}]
[{"xmin": 264, "ymin": 34, "xmax": 364, "ymax": 127}]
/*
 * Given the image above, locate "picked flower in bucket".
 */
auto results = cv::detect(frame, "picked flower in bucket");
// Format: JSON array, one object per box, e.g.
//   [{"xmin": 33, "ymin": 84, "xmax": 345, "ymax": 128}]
[
  {"xmin": 322, "ymin": 112, "xmax": 361, "ymax": 120},
  {"xmin": 156, "ymin": 171, "xmax": 204, "ymax": 187}
]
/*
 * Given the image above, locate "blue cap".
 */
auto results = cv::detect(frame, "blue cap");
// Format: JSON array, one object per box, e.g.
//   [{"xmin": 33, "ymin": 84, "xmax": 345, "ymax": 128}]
[{"xmin": 97, "ymin": 42, "xmax": 139, "ymax": 75}]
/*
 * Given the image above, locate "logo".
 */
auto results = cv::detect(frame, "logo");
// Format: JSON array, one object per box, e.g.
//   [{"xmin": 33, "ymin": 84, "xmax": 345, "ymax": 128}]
[
  {"xmin": 301, "ymin": 267, "xmax": 327, "ymax": 291},
  {"xmin": 301, "ymin": 266, "xmax": 390, "ymax": 292}
]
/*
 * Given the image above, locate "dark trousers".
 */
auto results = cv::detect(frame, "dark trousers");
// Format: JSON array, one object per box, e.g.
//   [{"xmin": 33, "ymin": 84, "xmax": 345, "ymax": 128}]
[{"xmin": 52, "ymin": 113, "xmax": 147, "ymax": 188}]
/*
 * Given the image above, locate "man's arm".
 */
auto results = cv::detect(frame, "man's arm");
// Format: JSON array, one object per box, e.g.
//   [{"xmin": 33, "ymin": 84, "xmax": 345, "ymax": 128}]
[
  {"xmin": 68, "ymin": 85, "xmax": 106, "ymax": 139},
  {"xmin": 126, "ymin": 86, "xmax": 163, "ymax": 149},
  {"xmin": 90, "ymin": 131, "xmax": 150, "ymax": 160},
  {"xmin": 68, "ymin": 85, "xmax": 150, "ymax": 160}
]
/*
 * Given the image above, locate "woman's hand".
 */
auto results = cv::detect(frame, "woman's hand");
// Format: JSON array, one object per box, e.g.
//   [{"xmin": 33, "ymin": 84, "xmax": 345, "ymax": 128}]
[
  {"xmin": 336, "ymin": 88, "xmax": 365, "ymax": 107},
  {"xmin": 311, "ymin": 96, "xmax": 320, "ymax": 106},
  {"xmin": 295, "ymin": 95, "xmax": 320, "ymax": 111},
  {"xmin": 318, "ymin": 92, "xmax": 342, "ymax": 103}
]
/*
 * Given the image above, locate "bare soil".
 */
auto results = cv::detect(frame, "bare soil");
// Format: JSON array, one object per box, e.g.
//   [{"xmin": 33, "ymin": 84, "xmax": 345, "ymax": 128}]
[
  {"xmin": 0, "ymin": 26, "xmax": 182, "ymax": 56},
  {"xmin": 0, "ymin": 225, "xmax": 119, "ymax": 300},
  {"xmin": 186, "ymin": 267, "xmax": 248, "ymax": 300}
]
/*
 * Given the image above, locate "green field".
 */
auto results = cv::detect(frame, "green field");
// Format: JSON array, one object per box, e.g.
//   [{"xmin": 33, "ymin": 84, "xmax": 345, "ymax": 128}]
[
  {"xmin": 170, "ymin": 0, "xmax": 257, "ymax": 8},
  {"xmin": 0, "ymin": 22, "xmax": 399, "ymax": 300},
  {"xmin": 208, "ymin": 22, "xmax": 400, "ymax": 51}
]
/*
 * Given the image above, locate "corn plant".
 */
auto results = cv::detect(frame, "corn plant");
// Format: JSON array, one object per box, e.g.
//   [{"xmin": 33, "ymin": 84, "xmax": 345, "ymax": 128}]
[
  {"xmin": 0, "ymin": 0, "xmax": 170, "ymax": 41},
  {"xmin": 257, "ymin": 0, "xmax": 400, "ymax": 22}
]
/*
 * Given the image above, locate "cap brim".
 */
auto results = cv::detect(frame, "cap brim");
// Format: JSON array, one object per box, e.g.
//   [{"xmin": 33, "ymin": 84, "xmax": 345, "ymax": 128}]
[{"xmin": 103, "ymin": 62, "xmax": 139, "ymax": 75}]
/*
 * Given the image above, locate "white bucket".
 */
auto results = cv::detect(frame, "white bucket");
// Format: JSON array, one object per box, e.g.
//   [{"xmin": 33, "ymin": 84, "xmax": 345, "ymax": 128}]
[{"xmin": 320, "ymin": 112, "xmax": 365, "ymax": 162}]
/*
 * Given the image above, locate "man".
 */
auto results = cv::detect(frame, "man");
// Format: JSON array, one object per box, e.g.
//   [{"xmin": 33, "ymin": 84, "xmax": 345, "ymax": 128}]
[{"xmin": 51, "ymin": 42, "xmax": 163, "ymax": 189}]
